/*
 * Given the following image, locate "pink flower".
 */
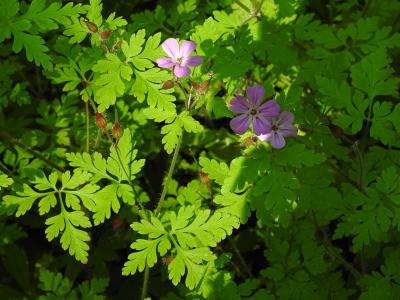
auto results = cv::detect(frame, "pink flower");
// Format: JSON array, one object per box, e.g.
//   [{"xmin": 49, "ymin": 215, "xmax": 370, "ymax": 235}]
[
  {"xmin": 258, "ymin": 111, "xmax": 298, "ymax": 149},
  {"xmin": 229, "ymin": 85, "xmax": 280, "ymax": 135},
  {"xmin": 157, "ymin": 38, "xmax": 203, "ymax": 78}
]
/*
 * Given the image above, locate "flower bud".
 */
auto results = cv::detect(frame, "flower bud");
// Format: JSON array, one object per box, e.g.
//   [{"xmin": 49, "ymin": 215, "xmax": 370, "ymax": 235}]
[
  {"xmin": 161, "ymin": 255, "xmax": 174, "ymax": 265},
  {"xmin": 112, "ymin": 122, "xmax": 123, "ymax": 139},
  {"xmin": 99, "ymin": 30, "xmax": 111, "ymax": 40},
  {"xmin": 200, "ymin": 80, "xmax": 208, "ymax": 92},
  {"xmin": 192, "ymin": 81, "xmax": 200, "ymax": 90},
  {"xmin": 112, "ymin": 39, "xmax": 122, "ymax": 51},
  {"xmin": 199, "ymin": 170, "xmax": 210, "ymax": 185},
  {"xmin": 161, "ymin": 80, "xmax": 175, "ymax": 90},
  {"xmin": 95, "ymin": 112, "xmax": 106, "ymax": 130},
  {"xmin": 85, "ymin": 20, "xmax": 98, "ymax": 33}
]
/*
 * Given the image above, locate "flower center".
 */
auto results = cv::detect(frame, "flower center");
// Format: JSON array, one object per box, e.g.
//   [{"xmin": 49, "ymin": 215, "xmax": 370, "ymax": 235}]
[
  {"xmin": 250, "ymin": 108, "xmax": 258, "ymax": 115},
  {"xmin": 272, "ymin": 125, "xmax": 279, "ymax": 131},
  {"xmin": 176, "ymin": 57, "xmax": 183, "ymax": 65}
]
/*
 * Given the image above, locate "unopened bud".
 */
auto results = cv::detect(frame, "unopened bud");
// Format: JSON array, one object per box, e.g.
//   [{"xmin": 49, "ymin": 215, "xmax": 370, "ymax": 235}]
[
  {"xmin": 161, "ymin": 80, "xmax": 174, "ymax": 90},
  {"xmin": 161, "ymin": 255, "xmax": 174, "ymax": 265},
  {"xmin": 200, "ymin": 80, "xmax": 208, "ymax": 93},
  {"xmin": 199, "ymin": 170, "xmax": 210, "ymax": 185},
  {"xmin": 192, "ymin": 81, "xmax": 200, "ymax": 90},
  {"xmin": 95, "ymin": 112, "xmax": 107, "ymax": 130},
  {"xmin": 240, "ymin": 136, "xmax": 257, "ymax": 148},
  {"xmin": 112, "ymin": 39, "xmax": 122, "ymax": 51},
  {"xmin": 112, "ymin": 122, "xmax": 123, "ymax": 139},
  {"xmin": 99, "ymin": 30, "xmax": 111, "ymax": 40},
  {"xmin": 85, "ymin": 20, "xmax": 98, "ymax": 33}
]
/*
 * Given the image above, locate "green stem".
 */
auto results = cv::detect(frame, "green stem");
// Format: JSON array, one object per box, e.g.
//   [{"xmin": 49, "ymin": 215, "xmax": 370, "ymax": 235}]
[
  {"xmin": 85, "ymin": 101, "xmax": 90, "ymax": 153},
  {"xmin": 140, "ymin": 267, "xmax": 150, "ymax": 300},
  {"xmin": 233, "ymin": 0, "xmax": 251, "ymax": 13},
  {"xmin": 0, "ymin": 130, "xmax": 65, "ymax": 172},
  {"xmin": 141, "ymin": 133, "xmax": 184, "ymax": 300},
  {"xmin": 114, "ymin": 147, "xmax": 148, "ymax": 220},
  {"xmin": 155, "ymin": 133, "xmax": 183, "ymax": 214}
]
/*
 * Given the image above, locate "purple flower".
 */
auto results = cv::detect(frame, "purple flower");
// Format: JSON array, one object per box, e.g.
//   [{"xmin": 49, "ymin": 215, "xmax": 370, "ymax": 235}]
[
  {"xmin": 229, "ymin": 85, "xmax": 280, "ymax": 135},
  {"xmin": 157, "ymin": 38, "xmax": 203, "ymax": 78},
  {"xmin": 258, "ymin": 111, "xmax": 298, "ymax": 149}
]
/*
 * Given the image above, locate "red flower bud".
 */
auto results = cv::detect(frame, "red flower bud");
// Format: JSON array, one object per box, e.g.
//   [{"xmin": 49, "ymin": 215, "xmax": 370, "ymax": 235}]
[
  {"xmin": 161, "ymin": 80, "xmax": 175, "ymax": 90},
  {"xmin": 99, "ymin": 30, "xmax": 111, "ymax": 40},
  {"xmin": 192, "ymin": 81, "xmax": 200, "ymax": 90},
  {"xmin": 85, "ymin": 20, "xmax": 98, "ymax": 33},
  {"xmin": 112, "ymin": 122, "xmax": 123, "ymax": 139},
  {"xmin": 95, "ymin": 112, "xmax": 107, "ymax": 130},
  {"xmin": 161, "ymin": 256, "xmax": 174, "ymax": 265},
  {"xmin": 199, "ymin": 170, "xmax": 210, "ymax": 185}
]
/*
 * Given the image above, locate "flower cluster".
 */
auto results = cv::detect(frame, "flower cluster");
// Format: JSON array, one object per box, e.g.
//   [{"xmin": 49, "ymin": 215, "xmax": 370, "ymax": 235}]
[
  {"xmin": 229, "ymin": 85, "xmax": 297, "ymax": 149},
  {"xmin": 157, "ymin": 38, "xmax": 297, "ymax": 149}
]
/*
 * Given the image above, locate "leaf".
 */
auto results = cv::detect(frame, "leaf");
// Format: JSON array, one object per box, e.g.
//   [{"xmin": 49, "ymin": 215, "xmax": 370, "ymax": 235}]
[
  {"xmin": 334, "ymin": 91, "xmax": 369, "ymax": 134},
  {"xmin": 214, "ymin": 192, "xmax": 251, "ymax": 224},
  {"xmin": 108, "ymin": 128, "xmax": 146, "ymax": 182},
  {"xmin": 122, "ymin": 236, "xmax": 170, "ymax": 275},
  {"xmin": 122, "ymin": 30, "xmax": 162, "ymax": 70},
  {"xmin": 199, "ymin": 157, "xmax": 230, "ymax": 186},
  {"xmin": 170, "ymin": 206, "xmax": 240, "ymax": 248},
  {"xmin": 370, "ymin": 102, "xmax": 400, "ymax": 145},
  {"xmin": 92, "ymin": 53, "xmax": 133, "ymax": 112},
  {"xmin": 250, "ymin": 167, "xmax": 300, "ymax": 227},
  {"xmin": 169, "ymin": 247, "xmax": 215, "ymax": 289},
  {"xmin": 132, "ymin": 68, "xmax": 176, "ymax": 112},
  {"xmin": 3, "ymin": 184, "xmax": 53, "ymax": 217},
  {"xmin": 273, "ymin": 144, "xmax": 326, "ymax": 168},
  {"xmin": 351, "ymin": 48, "xmax": 398, "ymax": 100},
  {"xmin": 0, "ymin": 174, "xmax": 14, "ymax": 189}
]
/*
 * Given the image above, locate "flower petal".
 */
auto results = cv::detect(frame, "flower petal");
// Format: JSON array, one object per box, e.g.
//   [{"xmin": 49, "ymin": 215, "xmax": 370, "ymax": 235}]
[
  {"xmin": 179, "ymin": 40, "xmax": 196, "ymax": 57},
  {"xmin": 162, "ymin": 38, "xmax": 179, "ymax": 59},
  {"xmin": 270, "ymin": 132, "xmax": 286, "ymax": 149},
  {"xmin": 280, "ymin": 125, "xmax": 298, "ymax": 137},
  {"xmin": 257, "ymin": 133, "xmax": 271, "ymax": 142},
  {"xmin": 185, "ymin": 56, "xmax": 203, "ymax": 67},
  {"xmin": 230, "ymin": 114, "xmax": 250, "ymax": 135},
  {"xmin": 259, "ymin": 99, "xmax": 280, "ymax": 117},
  {"xmin": 246, "ymin": 85, "xmax": 265, "ymax": 107},
  {"xmin": 278, "ymin": 111, "xmax": 295, "ymax": 126},
  {"xmin": 252, "ymin": 116, "xmax": 271, "ymax": 136},
  {"xmin": 230, "ymin": 95, "xmax": 249, "ymax": 113},
  {"xmin": 157, "ymin": 58, "xmax": 175, "ymax": 68},
  {"xmin": 174, "ymin": 65, "xmax": 191, "ymax": 78}
]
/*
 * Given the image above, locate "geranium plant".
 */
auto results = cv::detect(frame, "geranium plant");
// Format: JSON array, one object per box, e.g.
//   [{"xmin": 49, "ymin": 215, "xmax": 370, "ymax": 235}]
[{"xmin": 0, "ymin": 0, "xmax": 400, "ymax": 299}]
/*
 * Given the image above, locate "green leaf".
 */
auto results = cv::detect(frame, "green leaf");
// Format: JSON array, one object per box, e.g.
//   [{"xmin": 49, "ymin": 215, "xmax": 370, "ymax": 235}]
[
  {"xmin": 199, "ymin": 157, "xmax": 230, "ymax": 186},
  {"xmin": 351, "ymin": 48, "xmax": 398, "ymax": 100},
  {"xmin": 169, "ymin": 247, "xmax": 215, "ymax": 289},
  {"xmin": 122, "ymin": 30, "xmax": 162, "ymax": 70},
  {"xmin": 132, "ymin": 68, "xmax": 176, "ymax": 112},
  {"xmin": 170, "ymin": 206, "xmax": 240, "ymax": 248},
  {"xmin": 370, "ymin": 102, "xmax": 400, "ymax": 145},
  {"xmin": 334, "ymin": 91, "xmax": 369, "ymax": 134},
  {"xmin": 92, "ymin": 53, "xmax": 133, "ymax": 112},
  {"xmin": 214, "ymin": 192, "xmax": 251, "ymax": 224},
  {"xmin": 46, "ymin": 210, "xmax": 91, "ymax": 264},
  {"xmin": 273, "ymin": 144, "xmax": 326, "ymax": 168},
  {"xmin": 0, "ymin": 174, "xmax": 14, "ymax": 189}
]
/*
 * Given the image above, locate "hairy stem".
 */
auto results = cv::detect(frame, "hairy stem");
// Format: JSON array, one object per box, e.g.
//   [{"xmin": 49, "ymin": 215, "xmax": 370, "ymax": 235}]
[
  {"xmin": 155, "ymin": 133, "xmax": 183, "ymax": 214},
  {"xmin": 0, "ymin": 130, "xmax": 65, "ymax": 172},
  {"xmin": 141, "ymin": 132, "xmax": 184, "ymax": 299}
]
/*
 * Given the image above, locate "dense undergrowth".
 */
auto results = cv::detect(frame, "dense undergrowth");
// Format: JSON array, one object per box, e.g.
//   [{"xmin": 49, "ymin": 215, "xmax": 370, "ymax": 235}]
[{"xmin": 0, "ymin": 0, "xmax": 400, "ymax": 299}]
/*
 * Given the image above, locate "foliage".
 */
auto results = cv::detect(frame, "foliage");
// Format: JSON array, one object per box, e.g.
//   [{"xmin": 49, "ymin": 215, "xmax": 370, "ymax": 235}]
[{"xmin": 0, "ymin": 0, "xmax": 400, "ymax": 299}]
